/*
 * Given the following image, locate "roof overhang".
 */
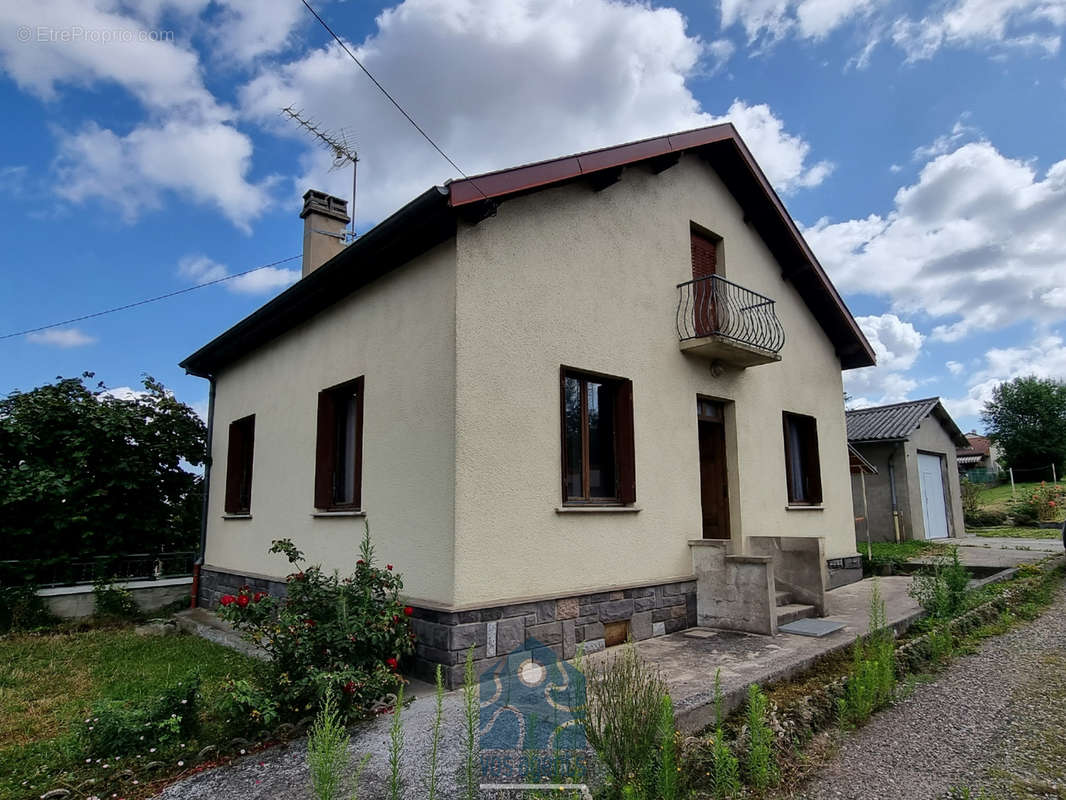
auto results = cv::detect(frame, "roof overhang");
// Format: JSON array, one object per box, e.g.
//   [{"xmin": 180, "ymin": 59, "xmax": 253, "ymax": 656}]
[{"xmin": 181, "ymin": 124, "xmax": 875, "ymax": 377}]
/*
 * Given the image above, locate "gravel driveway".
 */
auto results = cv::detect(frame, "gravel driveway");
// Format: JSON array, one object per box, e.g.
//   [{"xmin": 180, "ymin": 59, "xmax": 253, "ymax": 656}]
[{"xmin": 786, "ymin": 581, "xmax": 1066, "ymax": 800}]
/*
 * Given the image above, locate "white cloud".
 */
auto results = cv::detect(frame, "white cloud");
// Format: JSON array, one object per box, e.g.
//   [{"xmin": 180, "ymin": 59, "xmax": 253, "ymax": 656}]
[
  {"xmin": 946, "ymin": 360, "xmax": 965, "ymax": 375},
  {"xmin": 178, "ymin": 254, "xmax": 298, "ymax": 294},
  {"xmin": 26, "ymin": 327, "xmax": 96, "ymax": 347},
  {"xmin": 208, "ymin": 0, "xmax": 308, "ymax": 63},
  {"xmin": 912, "ymin": 115, "xmax": 980, "ymax": 160},
  {"xmin": 944, "ymin": 334, "xmax": 1066, "ymax": 418},
  {"xmin": 240, "ymin": 0, "xmax": 832, "ymax": 224},
  {"xmin": 843, "ymin": 314, "xmax": 925, "ymax": 404},
  {"xmin": 891, "ymin": 0, "xmax": 1066, "ymax": 61},
  {"xmin": 54, "ymin": 120, "xmax": 275, "ymax": 232},
  {"xmin": 707, "ymin": 38, "xmax": 737, "ymax": 73},
  {"xmin": 719, "ymin": 0, "xmax": 884, "ymax": 47},
  {"xmin": 805, "ymin": 137, "xmax": 1066, "ymax": 344}
]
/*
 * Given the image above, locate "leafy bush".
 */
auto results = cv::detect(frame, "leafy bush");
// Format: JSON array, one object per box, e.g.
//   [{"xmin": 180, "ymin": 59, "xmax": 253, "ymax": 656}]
[
  {"xmin": 1008, "ymin": 481, "xmax": 1064, "ymax": 524},
  {"xmin": 965, "ymin": 508, "xmax": 1008, "ymax": 527},
  {"xmin": 92, "ymin": 575, "xmax": 141, "ymax": 619},
  {"xmin": 582, "ymin": 642, "xmax": 668, "ymax": 798},
  {"xmin": 81, "ymin": 675, "xmax": 199, "ymax": 756},
  {"xmin": 959, "ymin": 476, "xmax": 983, "ymax": 518},
  {"xmin": 908, "ymin": 548, "xmax": 970, "ymax": 618},
  {"xmin": 217, "ymin": 524, "xmax": 414, "ymax": 724},
  {"xmin": 0, "ymin": 584, "xmax": 56, "ymax": 633}
]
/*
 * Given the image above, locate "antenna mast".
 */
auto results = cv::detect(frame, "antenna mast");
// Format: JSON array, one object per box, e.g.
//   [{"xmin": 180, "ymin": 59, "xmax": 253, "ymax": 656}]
[{"xmin": 281, "ymin": 106, "xmax": 359, "ymax": 240}]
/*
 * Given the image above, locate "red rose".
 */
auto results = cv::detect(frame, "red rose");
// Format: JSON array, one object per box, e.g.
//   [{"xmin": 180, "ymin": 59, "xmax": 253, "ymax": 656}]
[
  {"xmin": 357, "ymin": 559, "xmax": 364, "ymax": 566},
  {"xmin": 403, "ymin": 606, "xmax": 414, "ymax": 616},
  {"xmin": 304, "ymin": 618, "xmax": 316, "ymax": 627},
  {"xmin": 220, "ymin": 595, "xmax": 236, "ymax": 606},
  {"xmin": 386, "ymin": 657, "xmax": 398, "ymax": 670},
  {"xmin": 386, "ymin": 564, "xmax": 393, "ymax": 571},
  {"xmin": 342, "ymin": 681, "xmax": 356, "ymax": 695},
  {"xmin": 253, "ymin": 591, "xmax": 266, "ymax": 603},
  {"xmin": 237, "ymin": 594, "xmax": 250, "ymax": 608}
]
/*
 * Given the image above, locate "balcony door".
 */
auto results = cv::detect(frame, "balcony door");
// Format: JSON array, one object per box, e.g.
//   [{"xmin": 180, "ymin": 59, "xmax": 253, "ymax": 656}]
[
  {"xmin": 690, "ymin": 229, "xmax": 719, "ymax": 337},
  {"xmin": 697, "ymin": 397, "xmax": 730, "ymax": 540}
]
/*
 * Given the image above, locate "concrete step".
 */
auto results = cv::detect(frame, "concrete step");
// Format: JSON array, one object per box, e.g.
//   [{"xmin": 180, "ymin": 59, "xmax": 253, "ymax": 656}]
[
  {"xmin": 775, "ymin": 590, "xmax": 794, "ymax": 607},
  {"xmin": 174, "ymin": 607, "xmax": 266, "ymax": 660},
  {"xmin": 776, "ymin": 602, "xmax": 816, "ymax": 626}
]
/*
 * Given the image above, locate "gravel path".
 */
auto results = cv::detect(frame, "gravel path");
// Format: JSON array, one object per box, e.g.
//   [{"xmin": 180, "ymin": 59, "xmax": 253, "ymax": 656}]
[{"xmin": 788, "ymin": 581, "xmax": 1066, "ymax": 800}]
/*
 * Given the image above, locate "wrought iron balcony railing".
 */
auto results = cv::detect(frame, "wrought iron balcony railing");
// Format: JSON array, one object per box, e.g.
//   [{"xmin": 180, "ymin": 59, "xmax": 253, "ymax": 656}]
[{"xmin": 676, "ymin": 274, "xmax": 785, "ymax": 358}]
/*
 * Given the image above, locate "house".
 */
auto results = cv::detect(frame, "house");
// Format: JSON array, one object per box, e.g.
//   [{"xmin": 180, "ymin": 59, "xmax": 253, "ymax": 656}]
[
  {"xmin": 846, "ymin": 398, "xmax": 968, "ymax": 543},
  {"xmin": 848, "ymin": 444, "xmax": 878, "ymax": 552},
  {"xmin": 181, "ymin": 124, "xmax": 876, "ymax": 684},
  {"xmin": 956, "ymin": 431, "xmax": 1002, "ymax": 481}
]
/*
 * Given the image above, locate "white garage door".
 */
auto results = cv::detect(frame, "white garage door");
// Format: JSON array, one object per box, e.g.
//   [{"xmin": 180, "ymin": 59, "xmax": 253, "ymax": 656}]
[{"xmin": 918, "ymin": 452, "xmax": 950, "ymax": 540}]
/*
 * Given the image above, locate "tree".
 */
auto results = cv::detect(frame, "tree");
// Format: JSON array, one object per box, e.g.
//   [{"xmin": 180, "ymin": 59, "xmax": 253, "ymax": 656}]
[
  {"xmin": 981, "ymin": 376, "xmax": 1066, "ymax": 471},
  {"xmin": 0, "ymin": 373, "xmax": 206, "ymax": 576}
]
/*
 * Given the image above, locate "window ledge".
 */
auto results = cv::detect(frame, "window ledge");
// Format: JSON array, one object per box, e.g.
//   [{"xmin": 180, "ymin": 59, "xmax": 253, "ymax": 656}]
[
  {"xmin": 786, "ymin": 504, "xmax": 824, "ymax": 511},
  {"xmin": 311, "ymin": 510, "xmax": 367, "ymax": 518},
  {"xmin": 555, "ymin": 505, "xmax": 642, "ymax": 514},
  {"xmin": 221, "ymin": 513, "xmax": 252, "ymax": 520}
]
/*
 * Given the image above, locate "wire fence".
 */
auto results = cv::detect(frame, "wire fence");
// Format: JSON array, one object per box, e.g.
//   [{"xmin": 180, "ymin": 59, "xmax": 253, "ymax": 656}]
[{"xmin": 0, "ymin": 552, "xmax": 195, "ymax": 589}]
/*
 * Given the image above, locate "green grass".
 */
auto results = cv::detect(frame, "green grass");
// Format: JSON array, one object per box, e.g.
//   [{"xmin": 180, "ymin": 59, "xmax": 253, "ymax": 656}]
[
  {"xmin": 865, "ymin": 540, "xmax": 949, "ymax": 563},
  {"xmin": 0, "ymin": 625, "xmax": 258, "ymax": 800},
  {"xmin": 972, "ymin": 526, "xmax": 1062, "ymax": 539},
  {"xmin": 977, "ymin": 481, "xmax": 1044, "ymax": 511}
]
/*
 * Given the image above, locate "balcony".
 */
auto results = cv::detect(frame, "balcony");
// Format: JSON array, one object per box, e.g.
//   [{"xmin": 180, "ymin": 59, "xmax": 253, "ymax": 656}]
[{"xmin": 676, "ymin": 275, "xmax": 785, "ymax": 368}]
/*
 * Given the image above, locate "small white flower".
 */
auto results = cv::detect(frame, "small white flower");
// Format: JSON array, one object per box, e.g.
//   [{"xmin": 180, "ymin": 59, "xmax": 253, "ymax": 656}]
[
  {"xmin": 177, "ymin": 760, "xmax": 184, "ymax": 767},
  {"xmin": 150, "ymin": 748, "xmax": 156, "ymax": 753}
]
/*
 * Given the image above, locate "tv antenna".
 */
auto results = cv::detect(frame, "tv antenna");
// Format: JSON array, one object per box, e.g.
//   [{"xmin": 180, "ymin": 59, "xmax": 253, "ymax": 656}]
[{"xmin": 281, "ymin": 105, "xmax": 359, "ymax": 240}]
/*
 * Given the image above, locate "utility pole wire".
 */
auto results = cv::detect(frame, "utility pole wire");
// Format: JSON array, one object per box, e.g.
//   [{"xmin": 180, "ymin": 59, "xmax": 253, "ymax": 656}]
[
  {"xmin": 299, "ymin": 0, "xmax": 491, "ymax": 202},
  {"xmin": 1, "ymin": 255, "xmax": 302, "ymax": 341}
]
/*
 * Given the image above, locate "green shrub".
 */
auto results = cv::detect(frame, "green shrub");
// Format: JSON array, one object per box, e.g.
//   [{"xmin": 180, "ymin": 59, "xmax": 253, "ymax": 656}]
[
  {"xmin": 217, "ymin": 523, "xmax": 414, "ymax": 723},
  {"xmin": 582, "ymin": 642, "xmax": 668, "ymax": 798},
  {"xmin": 840, "ymin": 580, "xmax": 896, "ymax": 727},
  {"xmin": 92, "ymin": 575, "xmax": 141, "ymax": 619},
  {"xmin": 960, "ymin": 477, "xmax": 983, "ymax": 518},
  {"xmin": 965, "ymin": 508, "xmax": 1008, "ymax": 527},
  {"xmin": 307, "ymin": 689, "xmax": 350, "ymax": 800},
  {"xmin": 0, "ymin": 584, "xmax": 56, "ymax": 633},
  {"xmin": 81, "ymin": 675, "xmax": 199, "ymax": 756},
  {"xmin": 909, "ymin": 548, "xmax": 970, "ymax": 618},
  {"xmin": 1008, "ymin": 482, "xmax": 1064, "ymax": 524},
  {"xmin": 217, "ymin": 677, "xmax": 281, "ymax": 733}
]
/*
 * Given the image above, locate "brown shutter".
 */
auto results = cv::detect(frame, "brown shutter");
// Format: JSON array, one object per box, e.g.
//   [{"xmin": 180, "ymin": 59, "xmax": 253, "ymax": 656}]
[
  {"xmin": 616, "ymin": 378, "xmax": 636, "ymax": 504},
  {"xmin": 350, "ymin": 376, "xmax": 365, "ymax": 510},
  {"xmin": 805, "ymin": 419, "xmax": 823, "ymax": 504},
  {"xmin": 224, "ymin": 420, "xmax": 243, "ymax": 514},
  {"xmin": 690, "ymin": 230, "xmax": 718, "ymax": 279},
  {"xmin": 314, "ymin": 390, "xmax": 335, "ymax": 509}
]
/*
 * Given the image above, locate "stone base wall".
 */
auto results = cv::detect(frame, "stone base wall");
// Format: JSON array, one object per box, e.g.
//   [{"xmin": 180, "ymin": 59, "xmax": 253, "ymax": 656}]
[
  {"xmin": 409, "ymin": 579, "xmax": 698, "ymax": 687},
  {"xmin": 199, "ymin": 567, "xmax": 696, "ymax": 688}
]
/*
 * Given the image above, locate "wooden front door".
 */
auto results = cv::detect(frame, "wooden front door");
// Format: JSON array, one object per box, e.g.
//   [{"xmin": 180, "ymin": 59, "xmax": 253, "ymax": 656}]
[{"xmin": 698, "ymin": 399, "xmax": 730, "ymax": 540}]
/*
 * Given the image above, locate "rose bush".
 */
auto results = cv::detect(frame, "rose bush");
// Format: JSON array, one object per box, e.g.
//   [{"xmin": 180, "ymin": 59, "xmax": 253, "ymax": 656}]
[
  {"xmin": 1009, "ymin": 481, "xmax": 1065, "ymax": 525},
  {"xmin": 217, "ymin": 524, "xmax": 414, "ymax": 725}
]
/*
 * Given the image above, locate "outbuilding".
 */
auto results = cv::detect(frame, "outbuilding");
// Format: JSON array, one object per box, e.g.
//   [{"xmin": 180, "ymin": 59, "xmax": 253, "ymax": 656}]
[{"xmin": 847, "ymin": 398, "xmax": 968, "ymax": 542}]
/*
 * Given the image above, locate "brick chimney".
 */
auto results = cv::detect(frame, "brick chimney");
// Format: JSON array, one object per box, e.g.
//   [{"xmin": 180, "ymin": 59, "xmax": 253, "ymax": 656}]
[{"xmin": 300, "ymin": 189, "xmax": 350, "ymax": 277}]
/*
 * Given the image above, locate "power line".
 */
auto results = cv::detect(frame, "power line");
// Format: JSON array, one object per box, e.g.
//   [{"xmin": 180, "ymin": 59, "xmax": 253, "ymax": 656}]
[
  {"xmin": 299, "ymin": 0, "xmax": 491, "ymax": 202},
  {"xmin": 1, "ymin": 255, "xmax": 301, "ymax": 341}
]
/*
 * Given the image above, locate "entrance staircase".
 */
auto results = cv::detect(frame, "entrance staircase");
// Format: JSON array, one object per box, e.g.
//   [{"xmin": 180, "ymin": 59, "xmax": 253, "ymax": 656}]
[{"xmin": 775, "ymin": 586, "xmax": 817, "ymax": 627}]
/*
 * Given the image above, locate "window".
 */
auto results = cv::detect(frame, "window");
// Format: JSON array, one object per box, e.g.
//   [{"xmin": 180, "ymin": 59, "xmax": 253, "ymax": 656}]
[
  {"xmin": 783, "ymin": 412, "xmax": 822, "ymax": 505},
  {"xmin": 561, "ymin": 368, "xmax": 635, "ymax": 504},
  {"xmin": 224, "ymin": 415, "xmax": 255, "ymax": 514},
  {"xmin": 315, "ymin": 377, "xmax": 364, "ymax": 510}
]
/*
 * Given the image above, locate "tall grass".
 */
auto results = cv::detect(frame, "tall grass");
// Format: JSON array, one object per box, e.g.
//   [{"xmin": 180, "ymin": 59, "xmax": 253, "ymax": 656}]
[
  {"xmin": 427, "ymin": 664, "xmax": 445, "ymax": 800},
  {"xmin": 656, "ymin": 694, "xmax": 680, "ymax": 800},
  {"xmin": 387, "ymin": 685, "xmax": 405, "ymax": 800},
  {"xmin": 710, "ymin": 669, "xmax": 740, "ymax": 800},
  {"xmin": 307, "ymin": 690, "xmax": 350, "ymax": 800},
  {"xmin": 743, "ymin": 683, "xmax": 776, "ymax": 790},
  {"xmin": 461, "ymin": 646, "xmax": 479, "ymax": 800},
  {"xmin": 840, "ymin": 579, "xmax": 896, "ymax": 727}
]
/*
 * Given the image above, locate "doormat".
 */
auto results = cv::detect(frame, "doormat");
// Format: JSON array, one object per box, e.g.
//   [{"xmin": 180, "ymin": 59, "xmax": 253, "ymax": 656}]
[{"xmin": 778, "ymin": 618, "xmax": 846, "ymax": 638}]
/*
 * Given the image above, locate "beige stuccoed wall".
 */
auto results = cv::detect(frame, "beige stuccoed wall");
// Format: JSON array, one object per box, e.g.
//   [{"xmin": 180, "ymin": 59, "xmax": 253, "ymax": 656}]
[
  {"xmin": 203, "ymin": 242, "xmax": 458, "ymax": 605},
  {"xmin": 452, "ymin": 154, "xmax": 857, "ymax": 607}
]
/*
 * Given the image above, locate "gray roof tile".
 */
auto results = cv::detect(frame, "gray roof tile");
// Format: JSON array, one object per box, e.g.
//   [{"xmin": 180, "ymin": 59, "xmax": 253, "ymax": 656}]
[{"xmin": 846, "ymin": 397, "xmax": 941, "ymax": 442}]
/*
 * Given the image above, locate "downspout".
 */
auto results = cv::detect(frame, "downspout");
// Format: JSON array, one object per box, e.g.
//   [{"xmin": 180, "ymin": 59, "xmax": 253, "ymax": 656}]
[
  {"xmin": 190, "ymin": 374, "xmax": 216, "ymax": 608},
  {"xmin": 888, "ymin": 452, "xmax": 901, "ymax": 543}
]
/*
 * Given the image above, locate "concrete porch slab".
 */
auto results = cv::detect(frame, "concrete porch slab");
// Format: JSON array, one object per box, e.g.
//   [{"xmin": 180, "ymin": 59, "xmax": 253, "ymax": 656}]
[
  {"xmin": 595, "ymin": 576, "xmax": 923, "ymax": 733},
  {"xmin": 778, "ymin": 618, "xmax": 847, "ymax": 637}
]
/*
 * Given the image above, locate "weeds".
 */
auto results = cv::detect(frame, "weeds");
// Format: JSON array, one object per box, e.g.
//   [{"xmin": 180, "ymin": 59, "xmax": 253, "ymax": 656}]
[
  {"xmin": 656, "ymin": 694, "xmax": 680, "ymax": 800},
  {"xmin": 926, "ymin": 623, "xmax": 954, "ymax": 667},
  {"xmin": 709, "ymin": 670, "xmax": 740, "ymax": 800},
  {"xmin": 461, "ymin": 645, "xmax": 479, "ymax": 800},
  {"xmin": 427, "ymin": 664, "xmax": 444, "ymax": 800},
  {"xmin": 307, "ymin": 689, "xmax": 349, "ymax": 800},
  {"xmin": 744, "ymin": 683, "xmax": 776, "ymax": 790},
  {"xmin": 840, "ymin": 580, "xmax": 896, "ymax": 728},
  {"xmin": 909, "ymin": 548, "xmax": 970, "ymax": 618},
  {"xmin": 387, "ymin": 684, "xmax": 405, "ymax": 800}
]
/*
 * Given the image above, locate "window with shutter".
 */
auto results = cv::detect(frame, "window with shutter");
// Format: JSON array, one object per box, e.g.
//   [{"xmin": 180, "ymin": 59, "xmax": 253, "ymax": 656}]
[
  {"xmin": 690, "ymin": 228, "xmax": 721, "ymax": 336},
  {"xmin": 315, "ymin": 376, "xmax": 364, "ymax": 510},
  {"xmin": 782, "ymin": 412, "xmax": 822, "ymax": 505},
  {"xmin": 224, "ymin": 415, "xmax": 255, "ymax": 514}
]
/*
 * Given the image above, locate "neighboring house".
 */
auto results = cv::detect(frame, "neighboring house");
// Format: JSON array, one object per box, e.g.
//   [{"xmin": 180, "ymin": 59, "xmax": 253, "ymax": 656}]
[
  {"xmin": 182, "ymin": 124, "xmax": 876, "ymax": 684},
  {"xmin": 957, "ymin": 431, "xmax": 1002, "ymax": 481},
  {"xmin": 846, "ymin": 398, "xmax": 968, "ymax": 543},
  {"xmin": 849, "ymin": 444, "xmax": 878, "ymax": 552}
]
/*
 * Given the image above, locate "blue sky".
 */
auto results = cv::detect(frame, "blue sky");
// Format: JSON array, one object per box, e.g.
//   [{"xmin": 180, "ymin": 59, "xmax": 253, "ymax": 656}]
[{"xmin": 1, "ymin": 0, "xmax": 1065, "ymax": 431}]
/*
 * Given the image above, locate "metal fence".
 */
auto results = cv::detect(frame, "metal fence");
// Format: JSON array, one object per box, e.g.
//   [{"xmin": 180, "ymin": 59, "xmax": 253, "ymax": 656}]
[
  {"xmin": 676, "ymin": 274, "xmax": 786, "ymax": 354},
  {"xmin": 0, "ymin": 551, "xmax": 195, "ymax": 589}
]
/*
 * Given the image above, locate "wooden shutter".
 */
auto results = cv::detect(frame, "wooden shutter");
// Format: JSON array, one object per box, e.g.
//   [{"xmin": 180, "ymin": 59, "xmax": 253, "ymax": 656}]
[
  {"xmin": 803, "ymin": 418, "xmax": 823, "ymax": 504},
  {"xmin": 349, "ymin": 376, "xmax": 365, "ymax": 510},
  {"xmin": 690, "ymin": 230, "xmax": 718, "ymax": 279},
  {"xmin": 314, "ymin": 390, "xmax": 336, "ymax": 509},
  {"xmin": 615, "ymin": 378, "xmax": 636, "ymax": 504}
]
